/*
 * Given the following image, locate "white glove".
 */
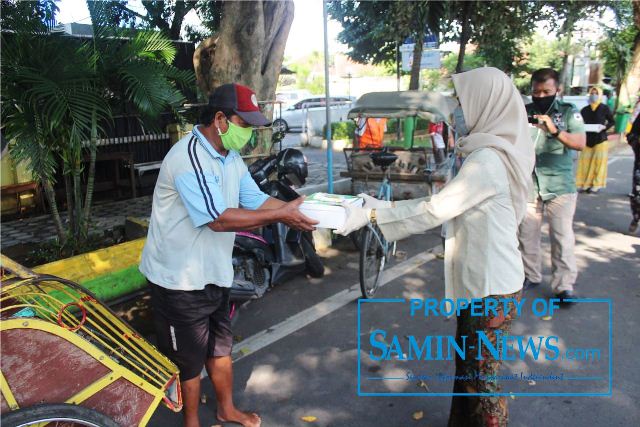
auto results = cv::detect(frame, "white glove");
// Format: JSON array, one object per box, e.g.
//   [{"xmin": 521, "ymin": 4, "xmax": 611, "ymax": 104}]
[
  {"xmin": 358, "ymin": 193, "xmax": 392, "ymax": 209},
  {"xmin": 335, "ymin": 202, "xmax": 371, "ymax": 236}
]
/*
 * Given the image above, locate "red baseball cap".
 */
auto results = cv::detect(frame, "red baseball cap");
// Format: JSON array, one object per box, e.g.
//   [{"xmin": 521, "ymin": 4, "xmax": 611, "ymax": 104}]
[{"xmin": 208, "ymin": 83, "xmax": 271, "ymax": 127}]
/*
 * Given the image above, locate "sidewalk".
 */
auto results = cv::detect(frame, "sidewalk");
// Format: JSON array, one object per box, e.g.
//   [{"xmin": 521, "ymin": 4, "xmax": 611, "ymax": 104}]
[
  {"xmin": 0, "ymin": 136, "xmax": 347, "ymax": 250},
  {"xmin": 0, "ymin": 196, "xmax": 153, "ymax": 250}
]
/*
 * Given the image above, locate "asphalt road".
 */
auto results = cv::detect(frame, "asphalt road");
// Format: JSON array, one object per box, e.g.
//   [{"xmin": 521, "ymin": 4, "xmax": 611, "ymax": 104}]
[{"xmin": 149, "ymin": 145, "xmax": 639, "ymax": 427}]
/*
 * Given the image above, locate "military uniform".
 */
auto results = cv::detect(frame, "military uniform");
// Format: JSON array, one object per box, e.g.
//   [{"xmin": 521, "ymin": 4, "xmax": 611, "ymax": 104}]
[{"xmin": 518, "ymin": 98, "xmax": 585, "ymax": 293}]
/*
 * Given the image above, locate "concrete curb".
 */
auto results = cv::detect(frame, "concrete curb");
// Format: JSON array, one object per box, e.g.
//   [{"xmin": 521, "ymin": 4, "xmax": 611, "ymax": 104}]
[{"xmin": 33, "ymin": 237, "xmax": 147, "ymax": 302}]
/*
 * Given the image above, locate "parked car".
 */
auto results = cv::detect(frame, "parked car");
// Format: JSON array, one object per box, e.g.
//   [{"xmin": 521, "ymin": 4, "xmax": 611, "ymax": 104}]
[
  {"xmin": 273, "ymin": 96, "xmax": 355, "ymax": 133},
  {"xmin": 275, "ymin": 90, "xmax": 312, "ymax": 109}
]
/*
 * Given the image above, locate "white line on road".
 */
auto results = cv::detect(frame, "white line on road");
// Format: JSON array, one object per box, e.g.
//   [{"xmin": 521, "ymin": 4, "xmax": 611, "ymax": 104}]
[
  {"xmin": 608, "ymin": 152, "xmax": 634, "ymax": 166},
  {"xmin": 608, "ymin": 157, "xmax": 623, "ymax": 166},
  {"xmin": 231, "ymin": 244, "xmax": 442, "ymax": 362}
]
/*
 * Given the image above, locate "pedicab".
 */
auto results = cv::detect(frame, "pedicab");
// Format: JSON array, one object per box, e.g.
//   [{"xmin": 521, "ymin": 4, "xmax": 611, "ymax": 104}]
[
  {"xmin": 0, "ymin": 254, "xmax": 182, "ymax": 426},
  {"xmin": 342, "ymin": 91, "xmax": 459, "ymax": 298},
  {"xmin": 342, "ymin": 90, "xmax": 458, "ymax": 200}
]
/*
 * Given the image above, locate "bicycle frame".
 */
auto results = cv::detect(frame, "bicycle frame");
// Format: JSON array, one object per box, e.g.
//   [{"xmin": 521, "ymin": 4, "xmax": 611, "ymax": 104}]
[{"xmin": 366, "ymin": 169, "xmax": 394, "ymax": 254}]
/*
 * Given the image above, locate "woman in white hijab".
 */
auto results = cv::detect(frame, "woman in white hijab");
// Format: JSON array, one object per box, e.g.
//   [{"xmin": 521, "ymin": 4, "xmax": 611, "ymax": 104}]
[{"xmin": 337, "ymin": 67, "xmax": 534, "ymax": 426}]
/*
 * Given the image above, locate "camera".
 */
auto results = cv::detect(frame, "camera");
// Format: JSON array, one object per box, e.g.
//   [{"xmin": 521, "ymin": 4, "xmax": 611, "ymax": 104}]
[{"xmin": 528, "ymin": 115, "xmax": 539, "ymax": 125}]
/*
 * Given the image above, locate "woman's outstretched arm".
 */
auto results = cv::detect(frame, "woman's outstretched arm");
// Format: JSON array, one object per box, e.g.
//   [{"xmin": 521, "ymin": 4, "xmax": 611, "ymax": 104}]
[{"xmin": 375, "ymin": 150, "xmax": 500, "ymax": 242}]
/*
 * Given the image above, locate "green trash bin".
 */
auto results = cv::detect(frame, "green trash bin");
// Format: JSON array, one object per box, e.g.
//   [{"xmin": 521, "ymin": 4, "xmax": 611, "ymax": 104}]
[
  {"xmin": 403, "ymin": 117, "xmax": 415, "ymax": 149},
  {"xmin": 614, "ymin": 112, "xmax": 630, "ymax": 133}
]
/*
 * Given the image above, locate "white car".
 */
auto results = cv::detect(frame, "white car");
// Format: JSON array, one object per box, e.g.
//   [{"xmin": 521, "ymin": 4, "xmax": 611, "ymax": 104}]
[
  {"xmin": 273, "ymin": 96, "xmax": 355, "ymax": 133},
  {"xmin": 275, "ymin": 90, "xmax": 312, "ymax": 109}
]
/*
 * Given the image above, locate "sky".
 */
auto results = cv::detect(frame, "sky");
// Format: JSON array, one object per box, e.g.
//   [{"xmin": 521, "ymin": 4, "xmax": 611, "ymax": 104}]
[{"xmin": 55, "ymin": 0, "xmax": 346, "ymax": 58}]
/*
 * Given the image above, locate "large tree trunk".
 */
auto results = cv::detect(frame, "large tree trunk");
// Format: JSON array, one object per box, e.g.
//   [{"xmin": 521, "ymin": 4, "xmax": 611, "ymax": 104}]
[
  {"xmin": 193, "ymin": 0, "xmax": 294, "ymax": 154},
  {"xmin": 455, "ymin": 1, "xmax": 472, "ymax": 74},
  {"xmin": 619, "ymin": 1, "xmax": 640, "ymax": 108},
  {"xmin": 409, "ymin": 32, "xmax": 424, "ymax": 90}
]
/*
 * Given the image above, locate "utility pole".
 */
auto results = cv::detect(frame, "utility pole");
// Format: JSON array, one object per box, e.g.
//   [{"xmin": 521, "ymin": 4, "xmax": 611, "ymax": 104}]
[{"xmin": 323, "ymin": 0, "xmax": 333, "ymax": 193}]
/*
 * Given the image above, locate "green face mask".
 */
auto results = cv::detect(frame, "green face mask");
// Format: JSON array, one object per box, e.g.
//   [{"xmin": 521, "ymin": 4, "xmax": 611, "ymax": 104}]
[{"xmin": 218, "ymin": 121, "xmax": 253, "ymax": 151}]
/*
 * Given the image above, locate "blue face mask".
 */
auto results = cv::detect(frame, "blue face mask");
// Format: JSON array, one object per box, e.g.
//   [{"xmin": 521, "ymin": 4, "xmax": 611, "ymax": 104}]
[{"xmin": 452, "ymin": 105, "xmax": 469, "ymax": 137}]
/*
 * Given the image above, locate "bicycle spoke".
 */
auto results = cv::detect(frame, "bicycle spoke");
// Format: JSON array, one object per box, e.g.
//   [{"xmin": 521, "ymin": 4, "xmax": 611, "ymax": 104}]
[{"xmin": 359, "ymin": 226, "xmax": 387, "ymax": 298}]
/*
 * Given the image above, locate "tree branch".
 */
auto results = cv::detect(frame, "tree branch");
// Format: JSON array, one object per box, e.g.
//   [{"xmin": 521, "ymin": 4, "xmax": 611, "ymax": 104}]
[
  {"xmin": 111, "ymin": 1, "xmax": 151, "ymax": 22},
  {"xmin": 169, "ymin": 0, "xmax": 195, "ymax": 40},
  {"xmin": 141, "ymin": 0, "xmax": 170, "ymax": 32}
]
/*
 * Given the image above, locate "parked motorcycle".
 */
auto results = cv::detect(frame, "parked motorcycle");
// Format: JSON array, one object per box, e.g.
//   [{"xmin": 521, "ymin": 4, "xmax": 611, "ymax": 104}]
[{"xmin": 229, "ymin": 134, "xmax": 324, "ymax": 306}]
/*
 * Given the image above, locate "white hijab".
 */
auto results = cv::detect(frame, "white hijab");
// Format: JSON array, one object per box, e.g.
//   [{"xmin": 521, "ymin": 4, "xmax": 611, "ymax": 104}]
[{"xmin": 452, "ymin": 67, "xmax": 535, "ymax": 223}]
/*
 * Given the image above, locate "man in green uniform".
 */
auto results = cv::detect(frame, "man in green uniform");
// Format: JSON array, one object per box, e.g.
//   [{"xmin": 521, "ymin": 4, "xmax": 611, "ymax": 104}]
[{"xmin": 518, "ymin": 68, "xmax": 586, "ymax": 305}]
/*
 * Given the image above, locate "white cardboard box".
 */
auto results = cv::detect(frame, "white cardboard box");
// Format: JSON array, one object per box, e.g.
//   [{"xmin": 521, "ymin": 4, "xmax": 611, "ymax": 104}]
[
  {"xmin": 300, "ymin": 193, "xmax": 363, "ymax": 229},
  {"xmin": 584, "ymin": 124, "xmax": 604, "ymax": 133}
]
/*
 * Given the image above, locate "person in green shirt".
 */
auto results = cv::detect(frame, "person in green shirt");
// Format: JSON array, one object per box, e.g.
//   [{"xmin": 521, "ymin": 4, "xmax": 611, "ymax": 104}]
[{"xmin": 518, "ymin": 68, "xmax": 586, "ymax": 305}]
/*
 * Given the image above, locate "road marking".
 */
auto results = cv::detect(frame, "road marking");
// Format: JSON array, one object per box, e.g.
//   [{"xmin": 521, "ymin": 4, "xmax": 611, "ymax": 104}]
[
  {"xmin": 608, "ymin": 157, "xmax": 622, "ymax": 165},
  {"xmin": 608, "ymin": 153, "xmax": 633, "ymax": 166},
  {"xmin": 231, "ymin": 244, "xmax": 442, "ymax": 362}
]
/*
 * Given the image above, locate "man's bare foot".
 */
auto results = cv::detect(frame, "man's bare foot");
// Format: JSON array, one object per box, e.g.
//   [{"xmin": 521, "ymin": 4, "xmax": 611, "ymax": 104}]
[{"xmin": 217, "ymin": 408, "xmax": 261, "ymax": 427}]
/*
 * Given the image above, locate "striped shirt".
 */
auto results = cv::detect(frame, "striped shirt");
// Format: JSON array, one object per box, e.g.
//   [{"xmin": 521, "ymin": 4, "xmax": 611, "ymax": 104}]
[{"xmin": 139, "ymin": 126, "xmax": 269, "ymax": 290}]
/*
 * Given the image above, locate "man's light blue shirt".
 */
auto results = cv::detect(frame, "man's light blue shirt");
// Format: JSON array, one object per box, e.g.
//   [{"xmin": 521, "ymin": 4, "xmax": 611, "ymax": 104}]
[
  {"xmin": 139, "ymin": 126, "xmax": 270, "ymax": 290},
  {"xmin": 174, "ymin": 126, "xmax": 269, "ymax": 228}
]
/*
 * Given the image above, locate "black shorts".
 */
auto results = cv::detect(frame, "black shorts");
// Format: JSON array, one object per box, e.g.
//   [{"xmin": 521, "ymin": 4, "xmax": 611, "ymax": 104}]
[{"xmin": 149, "ymin": 281, "xmax": 233, "ymax": 381}]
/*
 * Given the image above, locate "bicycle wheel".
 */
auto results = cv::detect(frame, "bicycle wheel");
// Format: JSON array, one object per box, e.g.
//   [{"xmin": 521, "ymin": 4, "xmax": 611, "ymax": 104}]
[
  {"xmin": 349, "ymin": 228, "xmax": 364, "ymax": 251},
  {"xmin": 359, "ymin": 225, "xmax": 386, "ymax": 299},
  {"xmin": 2, "ymin": 403, "xmax": 119, "ymax": 427}
]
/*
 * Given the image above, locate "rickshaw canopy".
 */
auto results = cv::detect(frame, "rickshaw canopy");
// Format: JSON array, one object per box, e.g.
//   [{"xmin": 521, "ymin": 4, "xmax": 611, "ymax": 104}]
[{"xmin": 347, "ymin": 90, "xmax": 455, "ymax": 124}]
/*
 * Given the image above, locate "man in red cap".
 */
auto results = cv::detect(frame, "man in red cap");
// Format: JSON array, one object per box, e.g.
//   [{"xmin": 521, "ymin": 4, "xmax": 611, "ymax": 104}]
[{"xmin": 140, "ymin": 83, "xmax": 317, "ymax": 427}]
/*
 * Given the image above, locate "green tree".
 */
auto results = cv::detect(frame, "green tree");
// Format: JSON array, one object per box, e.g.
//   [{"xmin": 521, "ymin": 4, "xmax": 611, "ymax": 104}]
[
  {"xmin": 287, "ymin": 52, "xmax": 327, "ymax": 94},
  {"xmin": 1, "ymin": 1, "xmax": 193, "ymax": 249},
  {"xmin": 441, "ymin": 51, "xmax": 487, "ymax": 74},
  {"xmin": 100, "ymin": 1, "xmax": 294, "ymax": 155},
  {"xmin": 100, "ymin": 0, "xmax": 221, "ymax": 41},
  {"xmin": 542, "ymin": 1, "xmax": 620, "ymax": 90},
  {"xmin": 512, "ymin": 34, "xmax": 564, "ymax": 92},
  {"xmin": 392, "ymin": 1, "xmax": 445, "ymax": 89},
  {"xmin": 328, "ymin": 0, "xmax": 445, "ymax": 90},
  {"xmin": 598, "ymin": 0, "xmax": 639, "ymax": 110},
  {"xmin": 609, "ymin": 0, "xmax": 640, "ymax": 109},
  {"xmin": 2, "ymin": 32, "xmax": 111, "ymax": 243},
  {"xmin": 444, "ymin": 1, "xmax": 541, "ymax": 74},
  {"xmin": 328, "ymin": 1, "xmax": 400, "ymax": 65},
  {"xmin": 0, "ymin": 0, "xmax": 58, "ymax": 32}
]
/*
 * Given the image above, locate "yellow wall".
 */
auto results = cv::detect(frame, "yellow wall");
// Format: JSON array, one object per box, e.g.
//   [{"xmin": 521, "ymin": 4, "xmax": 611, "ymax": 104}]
[
  {"xmin": 1, "ymin": 154, "xmax": 37, "ymax": 214},
  {"xmin": 1, "ymin": 154, "xmax": 34, "ymax": 186},
  {"xmin": 1, "ymin": 155, "xmax": 17, "ymax": 186}
]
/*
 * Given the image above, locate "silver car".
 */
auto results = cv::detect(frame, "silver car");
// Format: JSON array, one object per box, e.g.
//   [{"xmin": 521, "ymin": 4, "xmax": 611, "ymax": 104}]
[{"xmin": 273, "ymin": 96, "xmax": 355, "ymax": 133}]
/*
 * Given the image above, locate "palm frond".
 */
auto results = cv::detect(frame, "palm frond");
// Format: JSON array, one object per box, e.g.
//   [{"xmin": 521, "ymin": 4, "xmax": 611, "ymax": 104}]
[{"xmin": 121, "ymin": 30, "xmax": 177, "ymax": 64}]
